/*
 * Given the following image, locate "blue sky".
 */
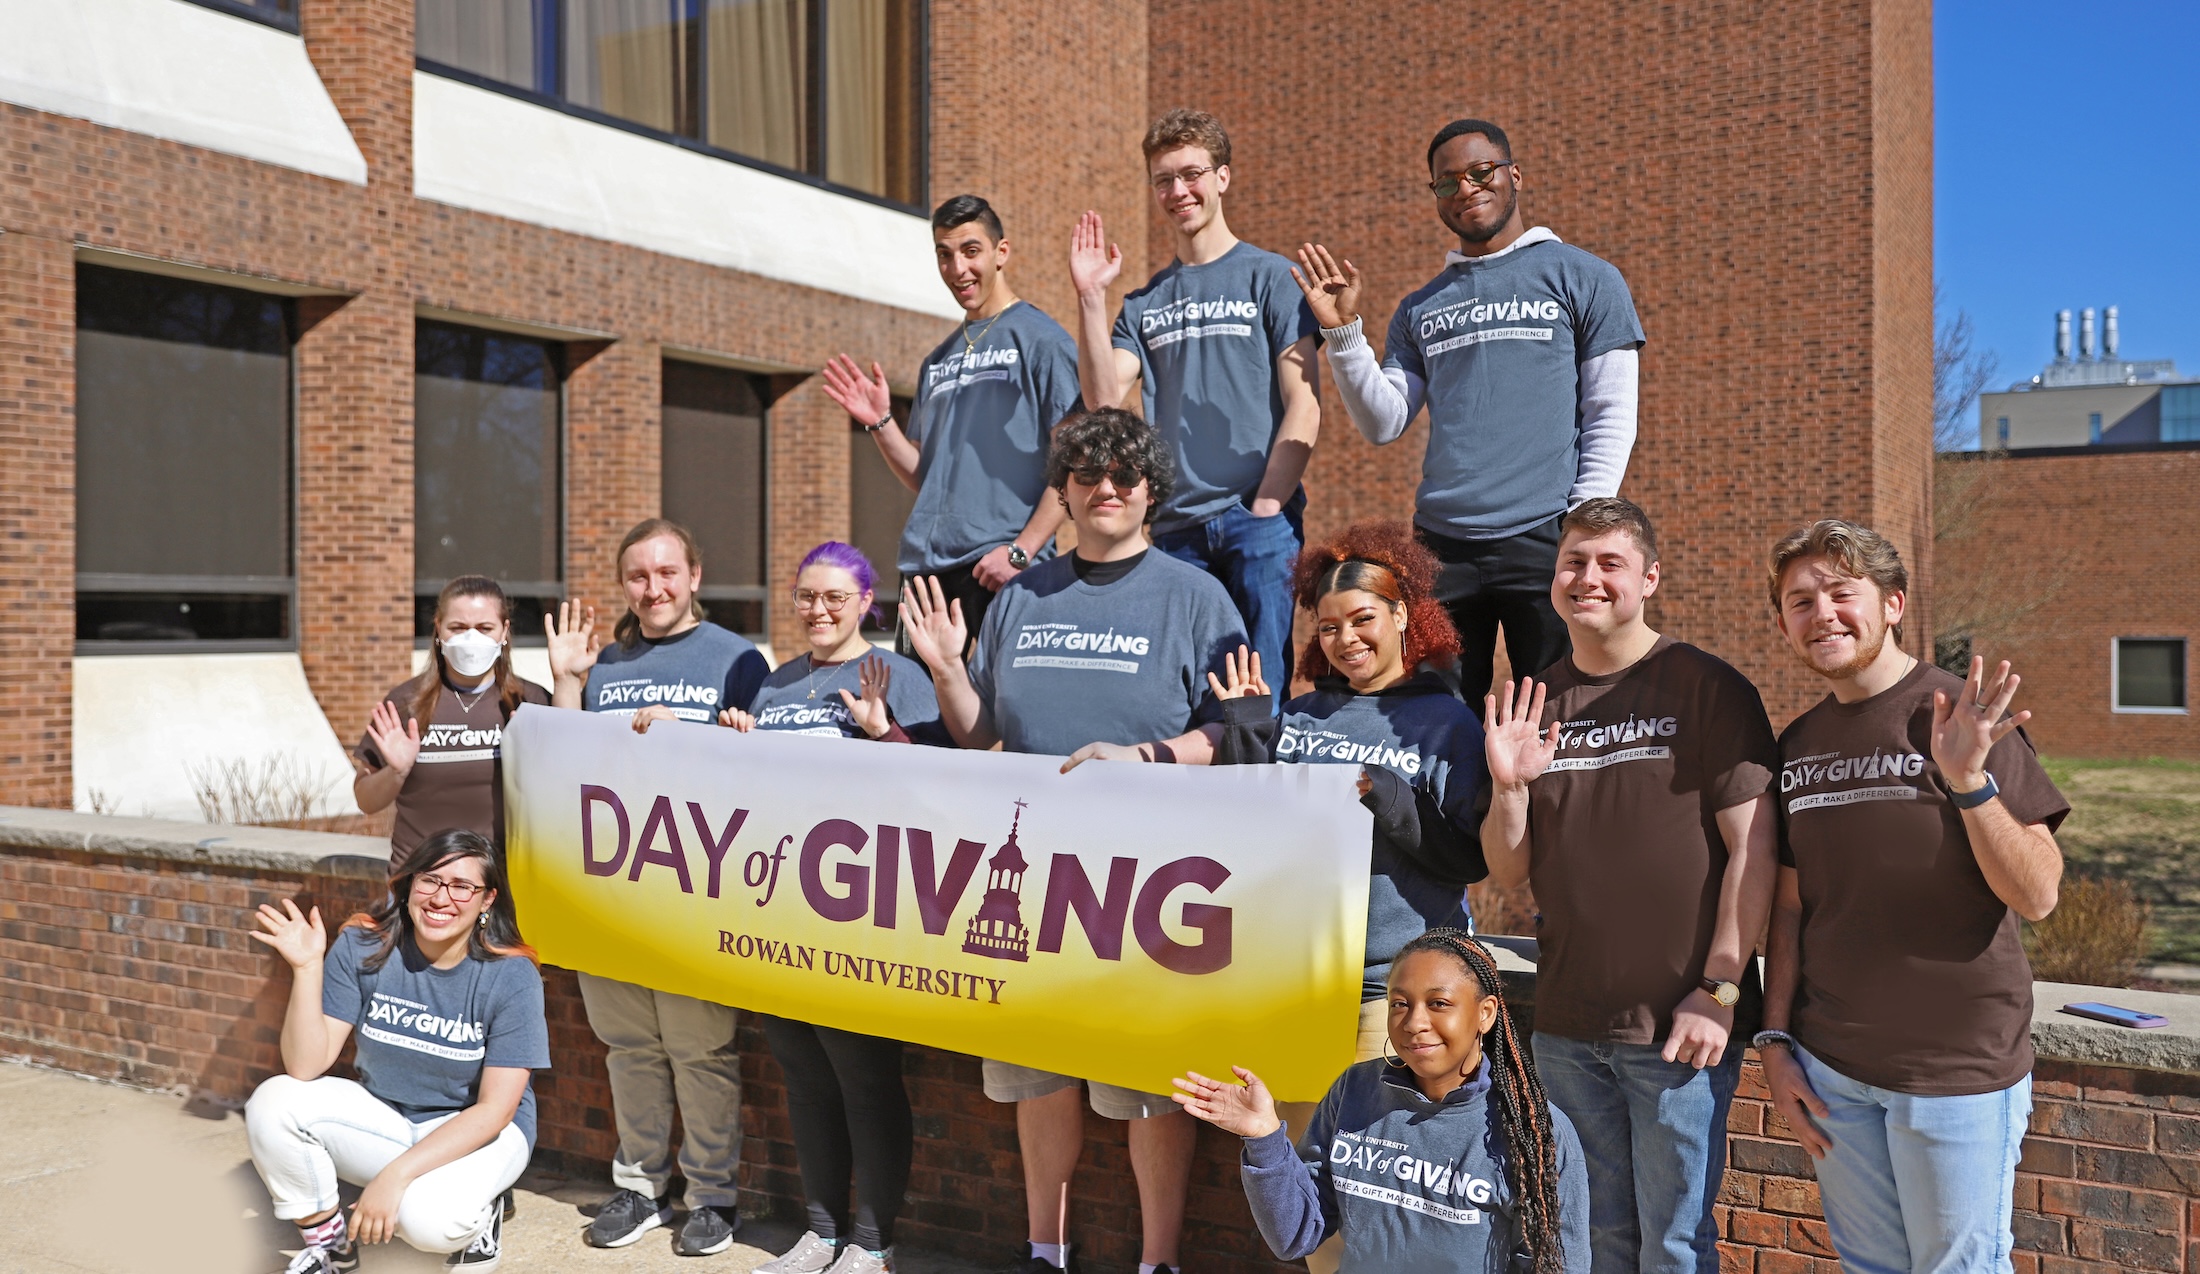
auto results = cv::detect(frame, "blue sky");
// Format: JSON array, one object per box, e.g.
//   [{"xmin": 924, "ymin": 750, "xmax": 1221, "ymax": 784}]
[{"xmin": 1937, "ymin": 0, "xmax": 2200, "ymax": 388}]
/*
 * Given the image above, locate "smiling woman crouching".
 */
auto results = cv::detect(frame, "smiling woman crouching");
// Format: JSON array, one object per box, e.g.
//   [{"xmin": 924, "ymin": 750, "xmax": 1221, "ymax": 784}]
[{"xmin": 244, "ymin": 829, "xmax": 549, "ymax": 1274}]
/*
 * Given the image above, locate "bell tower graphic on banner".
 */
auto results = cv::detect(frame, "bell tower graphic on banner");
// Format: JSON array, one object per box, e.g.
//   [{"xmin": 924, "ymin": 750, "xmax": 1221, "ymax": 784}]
[{"xmin": 962, "ymin": 800, "xmax": 1032, "ymax": 962}]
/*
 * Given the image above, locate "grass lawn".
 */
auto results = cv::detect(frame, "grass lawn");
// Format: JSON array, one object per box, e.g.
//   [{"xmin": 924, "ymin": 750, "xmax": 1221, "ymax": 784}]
[{"xmin": 2041, "ymin": 756, "xmax": 2200, "ymax": 965}]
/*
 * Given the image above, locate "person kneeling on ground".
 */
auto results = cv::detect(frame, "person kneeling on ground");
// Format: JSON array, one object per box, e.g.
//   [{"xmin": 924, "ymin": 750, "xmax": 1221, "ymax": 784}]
[
  {"xmin": 1172, "ymin": 929, "xmax": 1588, "ymax": 1274},
  {"xmin": 245, "ymin": 828, "xmax": 550, "ymax": 1274}
]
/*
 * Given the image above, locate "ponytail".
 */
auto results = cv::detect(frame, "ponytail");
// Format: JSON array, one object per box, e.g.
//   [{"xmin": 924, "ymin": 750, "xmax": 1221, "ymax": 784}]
[{"xmin": 1393, "ymin": 928, "xmax": 1566, "ymax": 1274}]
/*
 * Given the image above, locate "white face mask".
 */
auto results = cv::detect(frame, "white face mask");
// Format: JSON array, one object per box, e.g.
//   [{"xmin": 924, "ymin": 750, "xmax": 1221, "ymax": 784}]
[{"xmin": 441, "ymin": 630, "xmax": 504, "ymax": 679}]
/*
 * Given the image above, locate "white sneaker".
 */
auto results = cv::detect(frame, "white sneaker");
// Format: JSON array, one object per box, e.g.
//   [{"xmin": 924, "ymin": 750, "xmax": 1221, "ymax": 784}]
[
  {"xmin": 824, "ymin": 1244, "xmax": 894, "ymax": 1274},
  {"xmin": 755, "ymin": 1230, "xmax": 840, "ymax": 1274}
]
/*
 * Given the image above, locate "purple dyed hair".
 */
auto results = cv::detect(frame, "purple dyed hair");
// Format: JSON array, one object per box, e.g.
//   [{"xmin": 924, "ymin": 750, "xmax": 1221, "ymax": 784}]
[{"xmin": 795, "ymin": 541, "xmax": 884, "ymax": 624}]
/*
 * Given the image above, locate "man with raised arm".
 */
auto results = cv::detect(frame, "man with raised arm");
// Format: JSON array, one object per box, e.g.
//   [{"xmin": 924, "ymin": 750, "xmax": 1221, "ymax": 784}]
[
  {"xmin": 1480, "ymin": 498, "xmax": 1778, "ymax": 1274},
  {"xmin": 1293, "ymin": 117, "xmax": 1643, "ymax": 701},
  {"xmin": 1068, "ymin": 108, "xmax": 1319, "ymax": 703},
  {"xmin": 1756, "ymin": 520, "xmax": 2065, "ymax": 1272},
  {"xmin": 822, "ymin": 194, "xmax": 1083, "ymax": 651}
]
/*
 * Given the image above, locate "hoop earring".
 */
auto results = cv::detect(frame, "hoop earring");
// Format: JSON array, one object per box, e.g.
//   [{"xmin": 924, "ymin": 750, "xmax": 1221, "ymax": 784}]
[{"xmin": 1381, "ymin": 1036, "xmax": 1403, "ymax": 1066}]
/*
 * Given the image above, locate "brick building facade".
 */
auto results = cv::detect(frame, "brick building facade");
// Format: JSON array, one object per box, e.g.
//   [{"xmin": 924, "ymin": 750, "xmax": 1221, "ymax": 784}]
[{"xmin": 0, "ymin": 0, "xmax": 1931, "ymax": 813}]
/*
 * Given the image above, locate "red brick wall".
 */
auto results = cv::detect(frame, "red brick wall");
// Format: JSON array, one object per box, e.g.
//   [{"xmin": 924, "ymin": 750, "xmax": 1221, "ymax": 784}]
[
  {"xmin": 1146, "ymin": 0, "xmax": 1937, "ymax": 726},
  {"xmin": 1936, "ymin": 448, "xmax": 2200, "ymax": 760},
  {"xmin": 0, "ymin": 226, "xmax": 75, "ymax": 807}
]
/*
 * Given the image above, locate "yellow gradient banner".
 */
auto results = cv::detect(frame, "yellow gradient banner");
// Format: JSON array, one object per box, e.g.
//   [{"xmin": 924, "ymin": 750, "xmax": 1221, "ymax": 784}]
[{"xmin": 502, "ymin": 709, "xmax": 1373, "ymax": 1099}]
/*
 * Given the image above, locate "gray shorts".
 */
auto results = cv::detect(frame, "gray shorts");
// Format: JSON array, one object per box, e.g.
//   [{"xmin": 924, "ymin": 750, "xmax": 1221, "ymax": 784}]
[{"xmin": 980, "ymin": 1060, "xmax": 1175, "ymax": 1121}]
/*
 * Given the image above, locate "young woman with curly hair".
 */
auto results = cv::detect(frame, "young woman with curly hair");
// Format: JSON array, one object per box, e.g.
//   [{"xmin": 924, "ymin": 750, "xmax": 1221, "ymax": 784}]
[{"xmin": 1173, "ymin": 929, "xmax": 1587, "ymax": 1273}]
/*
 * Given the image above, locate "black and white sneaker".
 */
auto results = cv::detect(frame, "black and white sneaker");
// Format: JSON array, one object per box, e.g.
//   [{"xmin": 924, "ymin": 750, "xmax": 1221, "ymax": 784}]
[
  {"xmin": 672, "ymin": 1203, "xmax": 741, "ymax": 1256},
  {"xmin": 585, "ymin": 1188, "xmax": 675, "ymax": 1248},
  {"xmin": 1001, "ymin": 1242, "xmax": 1079, "ymax": 1274},
  {"xmin": 445, "ymin": 1206, "xmax": 502, "ymax": 1271},
  {"xmin": 277, "ymin": 1241, "xmax": 358, "ymax": 1274}
]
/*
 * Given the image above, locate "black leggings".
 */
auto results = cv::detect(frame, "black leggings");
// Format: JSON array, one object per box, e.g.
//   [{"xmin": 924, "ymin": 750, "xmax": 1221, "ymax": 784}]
[{"xmin": 759, "ymin": 1017, "xmax": 913, "ymax": 1251}]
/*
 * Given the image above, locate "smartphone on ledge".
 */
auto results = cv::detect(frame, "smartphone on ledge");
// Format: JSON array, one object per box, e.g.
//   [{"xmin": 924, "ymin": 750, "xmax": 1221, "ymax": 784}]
[{"xmin": 2061, "ymin": 1001, "xmax": 2171, "ymax": 1029}]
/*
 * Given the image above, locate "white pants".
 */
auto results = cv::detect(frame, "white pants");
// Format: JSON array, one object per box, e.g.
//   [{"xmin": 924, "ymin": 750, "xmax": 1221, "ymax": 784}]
[{"xmin": 245, "ymin": 1074, "xmax": 530, "ymax": 1254}]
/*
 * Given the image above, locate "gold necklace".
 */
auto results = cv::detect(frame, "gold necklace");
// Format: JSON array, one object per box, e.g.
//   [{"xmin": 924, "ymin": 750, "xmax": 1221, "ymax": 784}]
[{"xmin": 960, "ymin": 303, "xmax": 1011, "ymax": 356}]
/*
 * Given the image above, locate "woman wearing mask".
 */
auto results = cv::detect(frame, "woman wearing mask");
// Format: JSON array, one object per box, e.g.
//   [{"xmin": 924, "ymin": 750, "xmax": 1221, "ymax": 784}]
[
  {"xmin": 244, "ymin": 828, "xmax": 549, "ymax": 1274},
  {"xmin": 1172, "ymin": 929, "xmax": 1588, "ymax": 1274},
  {"xmin": 354, "ymin": 576, "xmax": 549, "ymax": 867}
]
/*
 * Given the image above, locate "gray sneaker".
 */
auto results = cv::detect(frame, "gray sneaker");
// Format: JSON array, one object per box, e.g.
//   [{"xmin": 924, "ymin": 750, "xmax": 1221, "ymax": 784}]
[
  {"xmin": 823, "ymin": 1245, "xmax": 894, "ymax": 1274},
  {"xmin": 755, "ymin": 1231, "xmax": 839, "ymax": 1274}
]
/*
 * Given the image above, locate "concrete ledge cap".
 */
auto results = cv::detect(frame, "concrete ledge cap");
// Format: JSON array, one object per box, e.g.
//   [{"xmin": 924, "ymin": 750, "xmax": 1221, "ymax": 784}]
[
  {"xmin": 2031, "ymin": 980, "xmax": 2200, "ymax": 1073},
  {"xmin": 0, "ymin": 805, "xmax": 390, "ymax": 878}
]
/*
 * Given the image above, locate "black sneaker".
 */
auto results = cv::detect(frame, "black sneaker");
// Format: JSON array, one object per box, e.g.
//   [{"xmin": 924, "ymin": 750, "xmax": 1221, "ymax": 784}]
[
  {"xmin": 585, "ymin": 1188, "xmax": 675, "ymax": 1248},
  {"xmin": 673, "ymin": 1204, "xmax": 742, "ymax": 1257},
  {"xmin": 277, "ymin": 1241, "xmax": 358, "ymax": 1274},
  {"xmin": 500, "ymin": 1187, "xmax": 517, "ymax": 1222},
  {"xmin": 1002, "ymin": 1242, "xmax": 1079, "ymax": 1274},
  {"xmin": 445, "ymin": 1206, "xmax": 502, "ymax": 1271}
]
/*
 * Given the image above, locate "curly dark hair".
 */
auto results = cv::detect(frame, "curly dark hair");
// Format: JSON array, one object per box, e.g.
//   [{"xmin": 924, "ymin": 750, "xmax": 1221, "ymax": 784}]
[
  {"xmin": 1293, "ymin": 520, "xmax": 1461, "ymax": 683},
  {"xmin": 1044, "ymin": 408, "xmax": 1175, "ymax": 525}
]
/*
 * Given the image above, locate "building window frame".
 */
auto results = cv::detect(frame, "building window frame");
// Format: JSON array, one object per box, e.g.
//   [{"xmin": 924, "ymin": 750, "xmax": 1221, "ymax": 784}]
[
  {"xmin": 2111, "ymin": 636, "xmax": 2189, "ymax": 715},
  {"xmin": 415, "ymin": 0, "xmax": 930, "ymax": 215},
  {"xmin": 661, "ymin": 358, "xmax": 773, "ymax": 645},
  {"xmin": 179, "ymin": 0, "xmax": 302, "ymax": 33}
]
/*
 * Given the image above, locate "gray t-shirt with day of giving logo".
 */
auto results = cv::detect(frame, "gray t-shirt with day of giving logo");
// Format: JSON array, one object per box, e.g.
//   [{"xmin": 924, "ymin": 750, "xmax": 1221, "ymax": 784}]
[
  {"xmin": 749, "ymin": 648, "xmax": 948, "ymax": 746},
  {"xmin": 1111, "ymin": 242, "xmax": 1317, "ymax": 534},
  {"xmin": 900, "ymin": 301, "xmax": 1084, "ymax": 576},
  {"xmin": 583, "ymin": 621, "xmax": 768, "ymax": 722},
  {"xmin": 1384, "ymin": 238, "xmax": 1644, "ymax": 540}
]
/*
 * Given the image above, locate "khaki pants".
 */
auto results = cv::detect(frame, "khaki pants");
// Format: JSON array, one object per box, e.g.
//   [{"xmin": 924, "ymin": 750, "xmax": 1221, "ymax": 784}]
[
  {"xmin": 577, "ymin": 972, "xmax": 743, "ymax": 1208},
  {"xmin": 1276, "ymin": 997, "xmax": 1390, "ymax": 1274}
]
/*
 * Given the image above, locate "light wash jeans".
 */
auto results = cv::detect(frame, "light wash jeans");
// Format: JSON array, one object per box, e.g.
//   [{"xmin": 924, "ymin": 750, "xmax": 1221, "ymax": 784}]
[
  {"xmin": 1796, "ymin": 1045, "xmax": 2029, "ymax": 1274},
  {"xmin": 1152, "ymin": 499, "xmax": 1303, "ymax": 707},
  {"xmin": 244, "ymin": 1074, "xmax": 528, "ymax": 1254},
  {"xmin": 1532, "ymin": 1032, "xmax": 1740, "ymax": 1274}
]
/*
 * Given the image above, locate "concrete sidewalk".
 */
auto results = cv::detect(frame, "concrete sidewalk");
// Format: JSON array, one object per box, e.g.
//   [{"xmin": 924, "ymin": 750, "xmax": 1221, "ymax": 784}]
[{"xmin": 0, "ymin": 1059, "xmax": 982, "ymax": 1274}]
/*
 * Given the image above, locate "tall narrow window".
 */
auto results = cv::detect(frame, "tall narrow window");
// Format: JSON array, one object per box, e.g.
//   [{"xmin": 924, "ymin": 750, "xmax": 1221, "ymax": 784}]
[
  {"xmin": 823, "ymin": 0, "xmax": 922, "ymax": 204},
  {"xmin": 662, "ymin": 361, "xmax": 769, "ymax": 640},
  {"xmin": 417, "ymin": 0, "xmax": 541, "ymax": 89},
  {"xmin": 414, "ymin": 321, "xmax": 564, "ymax": 639},
  {"xmin": 565, "ymin": 0, "xmax": 689, "ymax": 134},
  {"xmin": 1994, "ymin": 416, "xmax": 2010, "ymax": 449},
  {"xmin": 848, "ymin": 397, "xmax": 916, "ymax": 632},
  {"xmin": 75, "ymin": 265, "xmax": 295, "ymax": 647},
  {"xmin": 2088, "ymin": 411, "xmax": 2103, "ymax": 444},
  {"xmin": 2114, "ymin": 639, "xmax": 2188, "ymax": 713},
  {"xmin": 704, "ymin": 0, "xmax": 810, "ymax": 171}
]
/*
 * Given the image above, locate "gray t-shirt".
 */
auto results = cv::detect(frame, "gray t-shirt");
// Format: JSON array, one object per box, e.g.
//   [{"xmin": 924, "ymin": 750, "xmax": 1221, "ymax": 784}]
[
  {"xmin": 749, "ymin": 648, "xmax": 948, "ymax": 746},
  {"xmin": 1111, "ymin": 242, "xmax": 1316, "ymax": 534},
  {"xmin": 969, "ymin": 551, "xmax": 1247, "ymax": 756},
  {"xmin": 1384, "ymin": 240, "xmax": 1643, "ymax": 540},
  {"xmin": 583, "ymin": 621, "xmax": 768, "ymax": 721},
  {"xmin": 901, "ymin": 302, "xmax": 1083, "ymax": 575},
  {"xmin": 321, "ymin": 926, "xmax": 552, "ymax": 1147}
]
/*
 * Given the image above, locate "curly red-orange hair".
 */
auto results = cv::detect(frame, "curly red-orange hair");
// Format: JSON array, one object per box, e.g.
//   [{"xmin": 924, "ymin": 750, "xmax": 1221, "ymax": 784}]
[{"xmin": 1293, "ymin": 520, "xmax": 1461, "ymax": 683}]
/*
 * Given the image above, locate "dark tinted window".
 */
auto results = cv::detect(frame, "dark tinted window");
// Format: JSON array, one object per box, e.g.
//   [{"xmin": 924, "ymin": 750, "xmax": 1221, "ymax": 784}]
[
  {"xmin": 848, "ymin": 395, "xmax": 915, "ymax": 633},
  {"xmin": 663, "ymin": 361, "xmax": 768, "ymax": 638},
  {"xmin": 2116, "ymin": 639, "xmax": 2188, "ymax": 711}
]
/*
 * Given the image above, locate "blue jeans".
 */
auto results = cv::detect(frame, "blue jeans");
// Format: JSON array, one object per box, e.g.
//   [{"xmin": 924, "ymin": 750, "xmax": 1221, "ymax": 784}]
[
  {"xmin": 1796, "ymin": 1045, "xmax": 2028, "ymax": 1274},
  {"xmin": 1532, "ymin": 1033, "xmax": 1739, "ymax": 1274},
  {"xmin": 1152, "ymin": 500, "xmax": 1302, "ymax": 706}
]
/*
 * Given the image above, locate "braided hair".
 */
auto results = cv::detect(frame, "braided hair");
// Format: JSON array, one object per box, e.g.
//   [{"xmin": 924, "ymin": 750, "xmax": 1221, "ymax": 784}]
[{"xmin": 1393, "ymin": 928, "xmax": 1566, "ymax": 1274}]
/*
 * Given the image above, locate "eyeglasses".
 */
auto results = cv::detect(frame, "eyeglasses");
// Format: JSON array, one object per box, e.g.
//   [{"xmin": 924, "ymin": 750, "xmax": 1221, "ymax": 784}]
[
  {"xmin": 1067, "ymin": 464, "xmax": 1148, "ymax": 490},
  {"xmin": 1429, "ymin": 161, "xmax": 1513, "ymax": 198},
  {"xmin": 793, "ymin": 589, "xmax": 860, "ymax": 612},
  {"xmin": 414, "ymin": 873, "xmax": 485, "ymax": 903},
  {"xmin": 1150, "ymin": 165, "xmax": 1219, "ymax": 192}
]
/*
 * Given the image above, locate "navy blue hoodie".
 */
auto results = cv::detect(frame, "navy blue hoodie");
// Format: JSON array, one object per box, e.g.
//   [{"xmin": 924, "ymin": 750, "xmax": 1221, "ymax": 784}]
[
  {"xmin": 1216, "ymin": 673, "xmax": 1489, "ymax": 997},
  {"xmin": 1241, "ymin": 1057, "xmax": 1589, "ymax": 1273}
]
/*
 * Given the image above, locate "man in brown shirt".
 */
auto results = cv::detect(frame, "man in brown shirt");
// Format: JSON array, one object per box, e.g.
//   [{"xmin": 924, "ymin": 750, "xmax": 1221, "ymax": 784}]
[
  {"xmin": 1756, "ymin": 519, "xmax": 2065, "ymax": 1274},
  {"xmin": 1482, "ymin": 498, "xmax": 1778, "ymax": 1274}
]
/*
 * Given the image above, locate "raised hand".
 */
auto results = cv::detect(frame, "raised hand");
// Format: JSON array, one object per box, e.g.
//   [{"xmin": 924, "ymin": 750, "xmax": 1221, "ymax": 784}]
[
  {"xmin": 545, "ymin": 600, "xmax": 601, "ymax": 685},
  {"xmin": 898, "ymin": 575, "xmax": 969, "ymax": 674},
  {"xmin": 841, "ymin": 655, "xmax": 895, "ymax": 739},
  {"xmin": 248, "ymin": 898, "xmax": 328, "ymax": 970},
  {"xmin": 1170, "ymin": 1066, "xmax": 1283, "ymax": 1139},
  {"xmin": 365, "ymin": 700, "xmax": 421, "ymax": 776},
  {"xmin": 1069, "ymin": 210, "xmax": 1125, "ymax": 299},
  {"xmin": 1931, "ymin": 655, "xmax": 2031, "ymax": 791},
  {"xmin": 1205, "ymin": 645, "xmax": 1270, "ymax": 701},
  {"xmin": 1289, "ymin": 243, "xmax": 1364, "ymax": 330},
  {"xmin": 1484, "ymin": 676, "xmax": 1559, "ymax": 791},
  {"xmin": 717, "ymin": 707, "xmax": 756, "ymax": 732},
  {"xmin": 821, "ymin": 353, "xmax": 893, "ymax": 428}
]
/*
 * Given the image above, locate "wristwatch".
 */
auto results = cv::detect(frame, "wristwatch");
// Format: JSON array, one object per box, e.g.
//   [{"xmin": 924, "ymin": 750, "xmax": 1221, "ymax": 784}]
[
  {"xmin": 1006, "ymin": 544, "xmax": 1030, "ymax": 570},
  {"xmin": 1700, "ymin": 977, "xmax": 1741, "ymax": 1008},
  {"xmin": 1949, "ymin": 772, "xmax": 2000, "ymax": 810}
]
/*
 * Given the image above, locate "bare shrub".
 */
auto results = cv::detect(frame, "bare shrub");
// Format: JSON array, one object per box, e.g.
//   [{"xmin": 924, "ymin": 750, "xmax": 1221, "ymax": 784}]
[
  {"xmin": 81, "ymin": 788, "xmax": 119, "ymax": 817},
  {"xmin": 2025, "ymin": 875, "xmax": 2151, "ymax": 989},
  {"xmin": 187, "ymin": 755, "xmax": 347, "ymax": 827}
]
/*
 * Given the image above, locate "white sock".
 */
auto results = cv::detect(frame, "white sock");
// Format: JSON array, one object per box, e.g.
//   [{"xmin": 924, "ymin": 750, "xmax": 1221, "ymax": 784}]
[
  {"xmin": 1139, "ymin": 1264, "xmax": 1168, "ymax": 1274},
  {"xmin": 1029, "ymin": 1241, "xmax": 1068, "ymax": 1268}
]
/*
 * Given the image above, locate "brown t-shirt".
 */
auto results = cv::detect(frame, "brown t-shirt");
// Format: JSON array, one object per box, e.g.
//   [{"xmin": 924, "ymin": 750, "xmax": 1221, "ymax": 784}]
[
  {"xmin": 1778, "ymin": 660, "xmax": 2068, "ymax": 1095},
  {"xmin": 358, "ymin": 674, "xmax": 552, "ymax": 862},
  {"xmin": 1527, "ymin": 636, "xmax": 1779, "ymax": 1045}
]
